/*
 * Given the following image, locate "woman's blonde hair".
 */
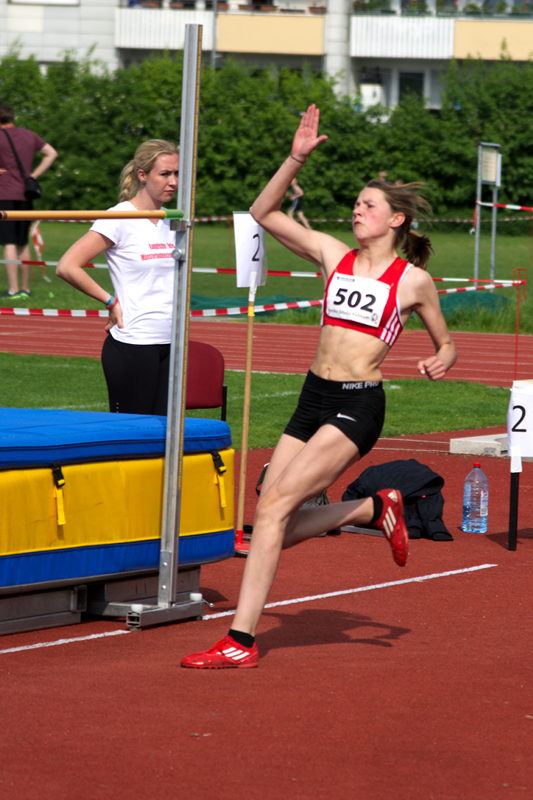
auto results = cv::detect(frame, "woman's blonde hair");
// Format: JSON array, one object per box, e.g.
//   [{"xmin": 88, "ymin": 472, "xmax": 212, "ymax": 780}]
[
  {"xmin": 366, "ymin": 179, "xmax": 433, "ymax": 269},
  {"xmin": 119, "ymin": 139, "xmax": 178, "ymax": 201}
]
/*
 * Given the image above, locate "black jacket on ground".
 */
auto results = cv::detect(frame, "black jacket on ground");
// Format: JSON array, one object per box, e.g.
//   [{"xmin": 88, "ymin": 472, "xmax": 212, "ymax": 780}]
[{"xmin": 342, "ymin": 458, "xmax": 453, "ymax": 541}]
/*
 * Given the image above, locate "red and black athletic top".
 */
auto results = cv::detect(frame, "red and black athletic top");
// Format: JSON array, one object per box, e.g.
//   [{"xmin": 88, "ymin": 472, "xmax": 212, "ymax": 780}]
[{"xmin": 321, "ymin": 249, "xmax": 412, "ymax": 347}]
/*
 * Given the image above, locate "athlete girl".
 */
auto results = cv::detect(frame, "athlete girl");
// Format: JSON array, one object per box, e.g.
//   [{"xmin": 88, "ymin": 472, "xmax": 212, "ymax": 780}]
[
  {"xmin": 57, "ymin": 139, "xmax": 179, "ymax": 415},
  {"xmin": 181, "ymin": 104, "xmax": 457, "ymax": 669}
]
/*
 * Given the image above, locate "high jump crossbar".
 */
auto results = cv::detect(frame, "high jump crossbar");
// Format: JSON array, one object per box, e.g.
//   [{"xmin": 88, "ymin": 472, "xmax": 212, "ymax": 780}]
[{"xmin": 0, "ymin": 209, "xmax": 184, "ymax": 221}]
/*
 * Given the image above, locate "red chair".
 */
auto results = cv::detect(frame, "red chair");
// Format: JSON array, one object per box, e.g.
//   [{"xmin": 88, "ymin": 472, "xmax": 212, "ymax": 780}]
[{"xmin": 186, "ymin": 340, "xmax": 227, "ymax": 420}]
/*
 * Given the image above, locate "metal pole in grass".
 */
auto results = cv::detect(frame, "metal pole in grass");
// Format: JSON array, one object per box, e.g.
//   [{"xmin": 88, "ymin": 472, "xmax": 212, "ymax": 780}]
[
  {"xmin": 512, "ymin": 267, "xmax": 527, "ymax": 381},
  {"xmin": 232, "ymin": 212, "xmax": 266, "ymax": 556},
  {"xmin": 474, "ymin": 142, "xmax": 501, "ymax": 281},
  {"xmin": 155, "ymin": 23, "xmax": 203, "ymax": 616},
  {"xmin": 234, "ymin": 273, "xmax": 258, "ymax": 556}
]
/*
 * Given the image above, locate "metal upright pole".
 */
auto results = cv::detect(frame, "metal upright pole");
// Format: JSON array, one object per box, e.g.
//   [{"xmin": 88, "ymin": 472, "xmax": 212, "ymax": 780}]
[
  {"xmin": 157, "ymin": 24, "xmax": 203, "ymax": 608},
  {"xmin": 490, "ymin": 184, "xmax": 498, "ymax": 282},
  {"xmin": 474, "ymin": 144, "xmax": 482, "ymax": 281},
  {"xmin": 508, "ymin": 472, "xmax": 519, "ymax": 551},
  {"xmin": 211, "ymin": 3, "xmax": 218, "ymax": 68}
]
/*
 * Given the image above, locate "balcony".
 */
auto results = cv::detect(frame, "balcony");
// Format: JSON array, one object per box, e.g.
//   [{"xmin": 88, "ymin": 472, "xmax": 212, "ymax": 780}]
[
  {"xmin": 115, "ymin": 2, "xmax": 326, "ymax": 54},
  {"xmin": 115, "ymin": 1, "xmax": 533, "ymax": 60}
]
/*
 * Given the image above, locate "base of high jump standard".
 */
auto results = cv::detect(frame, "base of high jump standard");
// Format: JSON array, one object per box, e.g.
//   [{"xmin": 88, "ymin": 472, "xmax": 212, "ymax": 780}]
[{"xmin": 0, "ymin": 568, "xmax": 205, "ymax": 636}]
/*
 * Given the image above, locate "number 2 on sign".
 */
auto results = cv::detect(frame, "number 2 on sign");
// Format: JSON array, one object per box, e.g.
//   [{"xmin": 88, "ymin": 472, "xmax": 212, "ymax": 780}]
[
  {"xmin": 233, "ymin": 211, "xmax": 265, "ymax": 288},
  {"xmin": 252, "ymin": 233, "xmax": 261, "ymax": 262},
  {"xmin": 511, "ymin": 404, "xmax": 527, "ymax": 433}
]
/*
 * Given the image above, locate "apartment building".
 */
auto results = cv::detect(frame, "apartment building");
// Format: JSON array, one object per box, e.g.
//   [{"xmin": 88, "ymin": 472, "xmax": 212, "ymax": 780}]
[{"xmin": 1, "ymin": 0, "xmax": 532, "ymax": 108}]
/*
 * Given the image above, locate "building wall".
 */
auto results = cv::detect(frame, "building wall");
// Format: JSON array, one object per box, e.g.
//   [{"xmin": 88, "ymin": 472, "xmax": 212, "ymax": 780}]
[
  {"xmin": 454, "ymin": 20, "xmax": 533, "ymax": 60},
  {"xmin": 217, "ymin": 13, "xmax": 323, "ymax": 55},
  {"xmin": 1, "ymin": 1, "xmax": 532, "ymax": 108},
  {"xmin": 0, "ymin": 0, "xmax": 117, "ymax": 68}
]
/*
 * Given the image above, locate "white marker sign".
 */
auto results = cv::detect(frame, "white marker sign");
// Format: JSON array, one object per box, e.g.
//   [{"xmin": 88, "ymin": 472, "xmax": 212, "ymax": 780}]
[
  {"xmin": 507, "ymin": 380, "xmax": 533, "ymax": 470},
  {"xmin": 233, "ymin": 212, "xmax": 266, "ymax": 288}
]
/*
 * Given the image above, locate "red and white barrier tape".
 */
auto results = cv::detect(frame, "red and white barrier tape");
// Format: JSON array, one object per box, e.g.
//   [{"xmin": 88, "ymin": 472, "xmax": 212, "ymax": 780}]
[
  {"xmin": 49, "ymin": 215, "xmax": 232, "ymax": 224},
  {"xmin": 0, "ymin": 299, "xmax": 324, "ymax": 319},
  {"xmin": 0, "ymin": 259, "xmax": 321, "ymax": 276},
  {"xmin": 193, "ymin": 267, "xmax": 322, "ymax": 279},
  {"xmin": 0, "ymin": 258, "xmax": 524, "ymax": 286},
  {"xmin": 191, "ymin": 299, "xmax": 323, "ymax": 317},
  {"xmin": 436, "ymin": 281, "xmax": 525, "ymax": 294},
  {"xmin": 0, "ymin": 308, "xmax": 110, "ymax": 318},
  {"xmin": 1, "ymin": 282, "xmax": 526, "ymax": 319},
  {"xmin": 432, "ymin": 277, "xmax": 517, "ymax": 284},
  {"xmin": 477, "ymin": 201, "xmax": 533, "ymax": 213}
]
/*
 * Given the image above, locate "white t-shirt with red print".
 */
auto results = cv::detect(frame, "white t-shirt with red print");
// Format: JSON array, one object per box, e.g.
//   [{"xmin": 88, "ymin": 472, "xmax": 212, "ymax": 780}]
[{"xmin": 91, "ymin": 201, "xmax": 176, "ymax": 344}]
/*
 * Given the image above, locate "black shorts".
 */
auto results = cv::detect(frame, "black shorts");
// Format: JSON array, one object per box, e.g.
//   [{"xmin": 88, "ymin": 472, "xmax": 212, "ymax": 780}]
[
  {"xmin": 0, "ymin": 200, "xmax": 32, "ymax": 247},
  {"xmin": 284, "ymin": 370, "xmax": 385, "ymax": 457}
]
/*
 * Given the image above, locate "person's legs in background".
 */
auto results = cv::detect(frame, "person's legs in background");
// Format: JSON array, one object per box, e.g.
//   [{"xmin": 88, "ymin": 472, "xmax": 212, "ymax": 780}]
[
  {"xmin": 4, "ymin": 243, "xmax": 31, "ymax": 296},
  {"xmin": 0, "ymin": 203, "xmax": 32, "ymax": 297}
]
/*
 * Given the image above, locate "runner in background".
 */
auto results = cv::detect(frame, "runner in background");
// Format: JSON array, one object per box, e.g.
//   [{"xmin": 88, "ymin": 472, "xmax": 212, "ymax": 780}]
[{"xmin": 287, "ymin": 177, "xmax": 311, "ymax": 229}]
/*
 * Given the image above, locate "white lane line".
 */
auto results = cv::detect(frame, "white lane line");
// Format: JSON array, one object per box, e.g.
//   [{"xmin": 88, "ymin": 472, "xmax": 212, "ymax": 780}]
[
  {"xmin": 203, "ymin": 564, "xmax": 498, "ymax": 619},
  {"xmin": 0, "ymin": 628, "xmax": 130, "ymax": 655},
  {"xmin": 0, "ymin": 564, "xmax": 498, "ymax": 652}
]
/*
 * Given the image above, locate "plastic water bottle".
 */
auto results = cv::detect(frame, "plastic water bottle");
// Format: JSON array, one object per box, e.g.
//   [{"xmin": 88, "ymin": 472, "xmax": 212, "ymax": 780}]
[{"xmin": 461, "ymin": 463, "xmax": 489, "ymax": 533}]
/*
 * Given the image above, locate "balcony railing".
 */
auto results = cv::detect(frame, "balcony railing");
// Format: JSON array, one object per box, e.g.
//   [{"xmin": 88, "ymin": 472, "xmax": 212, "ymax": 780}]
[
  {"xmin": 119, "ymin": 0, "xmax": 533, "ymax": 16},
  {"xmin": 120, "ymin": 1, "xmax": 327, "ymax": 11}
]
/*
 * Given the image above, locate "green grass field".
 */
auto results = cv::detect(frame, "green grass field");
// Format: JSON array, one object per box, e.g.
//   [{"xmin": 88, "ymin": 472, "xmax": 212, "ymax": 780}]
[
  {"xmin": 0, "ymin": 221, "xmax": 527, "ymax": 448},
  {"xmin": 2, "ymin": 220, "xmax": 532, "ymax": 331},
  {"xmin": 0, "ymin": 352, "xmax": 511, "ymax": 450}
]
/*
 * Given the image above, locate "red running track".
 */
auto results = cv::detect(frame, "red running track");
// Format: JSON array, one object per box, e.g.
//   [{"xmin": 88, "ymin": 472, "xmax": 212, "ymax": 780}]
[
  {"xmin": 2, "ymin": 314, "xmax": 533, "ymax": 385},
  {"xmin": 0, "ymin": 315, "xmax": 532, "ymax": 799},
  {"xmin": 0, "ymin": 443, "xmax": 532, "ymax": 800}
]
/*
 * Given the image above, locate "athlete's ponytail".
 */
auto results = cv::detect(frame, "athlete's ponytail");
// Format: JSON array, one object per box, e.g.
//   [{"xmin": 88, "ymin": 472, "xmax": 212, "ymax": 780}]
[
  {"xmin": 399, "ymin": 229, "xmax": 433, "ymax": 269},
  {"xmin": 365, "ymin": 179, "xmax": 433, "ymax": 269},
  {"xmin": 119, "ymin": 160, "xmax": 137, "ymax": 202}
]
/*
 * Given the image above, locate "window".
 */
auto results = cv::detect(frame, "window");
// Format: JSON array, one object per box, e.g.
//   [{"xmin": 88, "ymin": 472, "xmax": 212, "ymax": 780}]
[{"xmin": 399, "ymin": 72, "xmax": 424, "ymax": 101}]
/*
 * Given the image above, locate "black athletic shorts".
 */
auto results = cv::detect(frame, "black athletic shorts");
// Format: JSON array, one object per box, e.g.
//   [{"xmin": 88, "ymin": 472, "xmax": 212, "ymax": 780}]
[
  {"xmin": 284, "ymin": 370, "xmax": 385, "ymax": 457},
  {"xmin": 289, "ymin": 196, "xmax": 303, "ymax": 213},
  {"xmin": 0, "ymin": 200, "xmax": 32, "ymax": 247}
]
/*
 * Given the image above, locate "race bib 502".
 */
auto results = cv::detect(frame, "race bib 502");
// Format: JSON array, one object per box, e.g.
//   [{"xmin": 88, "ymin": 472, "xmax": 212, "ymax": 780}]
[{"xmin": 326, "ymin": 273, "xmax": 389, "ymax": 327}]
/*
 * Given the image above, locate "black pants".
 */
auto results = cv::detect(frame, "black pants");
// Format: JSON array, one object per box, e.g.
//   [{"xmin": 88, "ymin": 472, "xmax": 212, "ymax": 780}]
[
  {"xmin": 101, "ymin": 334, "xmax": 170, "ymax": 415},
  {"xmin": 0, "ymin": 200, "xmax": 32, "ymax": 246}
]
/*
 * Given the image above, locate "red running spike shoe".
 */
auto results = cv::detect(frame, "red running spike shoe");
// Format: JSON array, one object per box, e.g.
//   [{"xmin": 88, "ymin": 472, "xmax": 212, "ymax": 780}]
[
  {"xmin": 375, "ymin": 489, "xmax": 409, "ymax": 567},
  {"xmin": 181, "ymin": 635, "xmax": 259, "ymax": 669}
]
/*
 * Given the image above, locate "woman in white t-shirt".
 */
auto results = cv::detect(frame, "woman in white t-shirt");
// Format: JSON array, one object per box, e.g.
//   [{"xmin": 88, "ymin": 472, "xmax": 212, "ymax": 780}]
[{"xmin": 57, "ymin": 139, "xmax": 179, "ymax": 414}]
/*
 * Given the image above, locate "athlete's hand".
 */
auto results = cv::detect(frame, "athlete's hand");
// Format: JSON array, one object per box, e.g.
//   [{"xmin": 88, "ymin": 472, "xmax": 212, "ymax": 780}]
[
  {"xmin": 291, "ymin": 104, "xmax": 329, "ymax": 162},
  {"xmin": 418, "ymin": 356, "xmax": 447, "ymax": 381},
  {"xmin": 105, "ymin": 300, "xmax": 124, "ymax": 332}
]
